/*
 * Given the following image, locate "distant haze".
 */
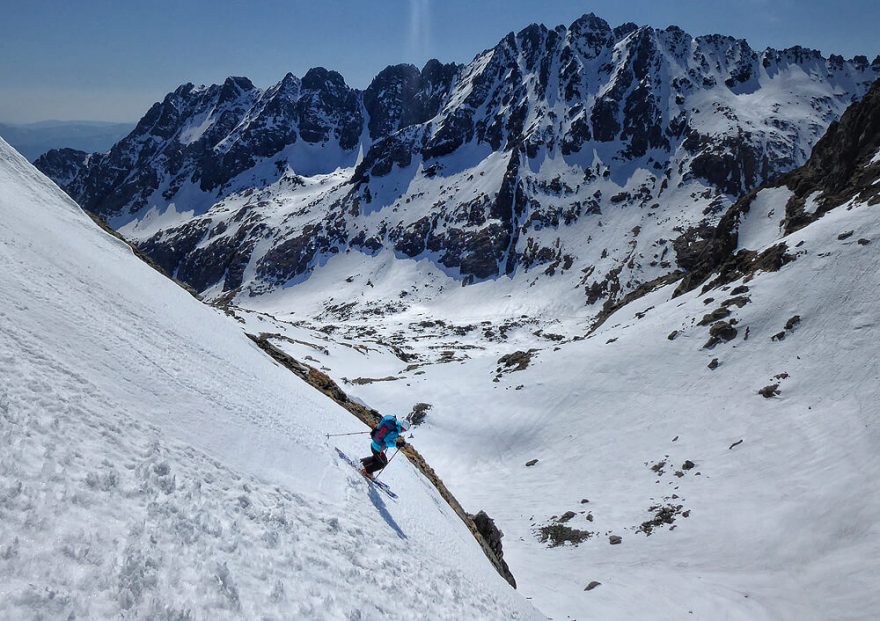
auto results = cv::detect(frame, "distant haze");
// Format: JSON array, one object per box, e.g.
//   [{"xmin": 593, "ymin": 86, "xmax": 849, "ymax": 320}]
[
  {"xmin": 0, "ymin": 121, "xmax": 135, "ymax": 161},
  {"xmin": 1, "ymin": 0, "xmax": 878, "ymax": 124}
]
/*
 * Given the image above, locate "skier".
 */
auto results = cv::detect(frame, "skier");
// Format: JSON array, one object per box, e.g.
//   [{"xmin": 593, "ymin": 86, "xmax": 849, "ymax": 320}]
[{"xmin": 361, "ymin": 415, "xmax": 409, "ymax": 478}]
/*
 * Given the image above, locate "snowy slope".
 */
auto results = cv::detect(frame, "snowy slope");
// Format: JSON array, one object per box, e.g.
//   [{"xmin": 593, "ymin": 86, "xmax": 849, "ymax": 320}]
[
  {"xmin": 220, "ymin": 95, "xmax": 880, "ymax": 619},
  {"xmin": 0, "ymin": 137, "xmax": 539, "ymax": 620}
]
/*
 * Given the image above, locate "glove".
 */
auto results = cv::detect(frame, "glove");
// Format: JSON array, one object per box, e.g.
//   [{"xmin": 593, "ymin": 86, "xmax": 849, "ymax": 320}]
[{"xmin": 395, "ymin": 437, "xmax": 407, "ymax": 448}]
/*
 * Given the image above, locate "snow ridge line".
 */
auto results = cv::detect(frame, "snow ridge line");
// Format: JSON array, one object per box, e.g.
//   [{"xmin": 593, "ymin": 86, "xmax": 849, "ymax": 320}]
[
  {"xmin": 245, "ymin": 332, "xmax": 518, "ymax": 588},
  {"xmin": 83, "ymin": 208, "xmax": 203, "ymax": 299}
]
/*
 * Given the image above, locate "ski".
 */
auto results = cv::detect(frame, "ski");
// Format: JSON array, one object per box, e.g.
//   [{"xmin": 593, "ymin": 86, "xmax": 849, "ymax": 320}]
[{"xmin": 334, "ymin": 448, "xmax": 398, "ymax": 499}]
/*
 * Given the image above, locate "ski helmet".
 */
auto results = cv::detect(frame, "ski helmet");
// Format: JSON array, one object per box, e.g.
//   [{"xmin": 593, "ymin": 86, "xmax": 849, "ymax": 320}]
[{"xmin": 399, "ymin": 418, "xmax": 411, "ymax": 432}]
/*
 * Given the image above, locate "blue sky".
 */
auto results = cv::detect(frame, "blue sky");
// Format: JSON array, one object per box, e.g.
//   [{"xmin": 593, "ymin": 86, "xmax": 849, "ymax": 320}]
[{"xmin": 0, "ymin": 0, "xmax": 877, "ymax": 123}]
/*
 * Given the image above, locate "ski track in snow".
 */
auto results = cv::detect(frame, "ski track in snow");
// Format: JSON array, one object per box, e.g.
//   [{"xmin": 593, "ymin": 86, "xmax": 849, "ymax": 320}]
[{"xmin": 0, "ymin": 137, "xmax": 539, "ymax": 620}]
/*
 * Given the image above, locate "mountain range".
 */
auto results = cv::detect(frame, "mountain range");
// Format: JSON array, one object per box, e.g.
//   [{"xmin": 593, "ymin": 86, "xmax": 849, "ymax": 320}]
[
  {"xmin": 35, "ymin": 14, "xmax": 879, "ymax": 313},
  {"xmin": 15, "ymin": 11, "xmax": 880, "ymax": 619}
]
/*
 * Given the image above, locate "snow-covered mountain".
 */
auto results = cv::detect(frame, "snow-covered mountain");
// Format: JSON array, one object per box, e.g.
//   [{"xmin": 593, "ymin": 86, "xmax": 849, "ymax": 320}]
[
  {"xmin": 20, "ymin": 12, "xmax": 880, "ymax": 618},
  {"xmin": 0, "ymin": 136, "xmax": 539, "ymax": 619},
  {"xmin": 36, "ymin": 14, "xmax": 878, "ymax": 311},
  {"xmin": 221, "ymin": 76, "xmax": 880, "ymax": 620}
]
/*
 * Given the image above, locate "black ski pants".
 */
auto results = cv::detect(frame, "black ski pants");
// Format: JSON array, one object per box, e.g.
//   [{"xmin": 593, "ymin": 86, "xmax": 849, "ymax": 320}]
[{"xmin": 361, "ymin": 447, "xmax": 388, "ymax": 474}]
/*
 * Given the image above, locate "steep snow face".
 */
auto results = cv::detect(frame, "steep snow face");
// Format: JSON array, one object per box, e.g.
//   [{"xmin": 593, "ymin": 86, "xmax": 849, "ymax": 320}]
[
  {"xmin": 0, "ymin": 137, "xmax": 539, "ymax": 620},
  {"xmin": 35, "ymin": 14, "xmax": 879, "ymax": 319},
  {"xmin": 219, "ymin": 88, "xmax": 880, "ymax": 619}
]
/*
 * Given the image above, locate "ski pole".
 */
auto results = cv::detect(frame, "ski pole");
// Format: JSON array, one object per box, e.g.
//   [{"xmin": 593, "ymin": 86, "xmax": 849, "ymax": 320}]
[
  {"xmin": 374, "ymin": 449, "xmax": 401, "ymax": 482},
  {"xmin": 325, "ymin": 431, "xmax": 371, "ymax": 438}
]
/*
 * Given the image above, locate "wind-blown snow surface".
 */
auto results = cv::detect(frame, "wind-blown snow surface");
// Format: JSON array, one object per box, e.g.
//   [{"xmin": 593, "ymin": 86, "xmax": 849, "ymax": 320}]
[
  {"xmin": 0, "ymin": 138, "xmax": 539, "ymax": 620},
  {"xmin": 232, "ymin": 184, "xmax": 880, "ymax": 617}
]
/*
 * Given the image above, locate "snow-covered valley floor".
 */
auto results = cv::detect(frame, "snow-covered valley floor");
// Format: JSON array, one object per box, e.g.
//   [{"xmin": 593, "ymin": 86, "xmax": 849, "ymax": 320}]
[
  {"xmin": 230, "ymin": 186, "xmax": 880, "ymax": 619},
  {"xmin": 0, "ymin": 137, "xmax": 540, "ymax": 620}
]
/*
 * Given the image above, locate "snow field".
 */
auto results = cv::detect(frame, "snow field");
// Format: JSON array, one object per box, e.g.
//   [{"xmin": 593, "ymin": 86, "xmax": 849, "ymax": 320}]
[
  {"xmin": 0, "ymin": 137, "xmax": 539, "ymax": 620},
  {"xmin": 234, "ymin": 185, "xmax": 880, "ymax": 619}
]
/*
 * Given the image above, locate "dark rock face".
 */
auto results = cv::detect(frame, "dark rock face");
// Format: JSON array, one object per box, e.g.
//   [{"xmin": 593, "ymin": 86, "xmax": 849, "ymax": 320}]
[
  {"xmin": 32, "ymin": 148, "xmax": 89, "ymax": 191},
  {"xmin": 782, "ymin": 78, "xmax": 880, "ymax": 232},
  {"xmin": 470, "ymin": 510, "xmax": 515, "ymax": 587},
  {"xmin": 35, "ymin": 13, "xmax": 878, "ymax": 297},
  {"xmin": 363, "ymin": 61, "xmax": 459, "ymax": 140}
]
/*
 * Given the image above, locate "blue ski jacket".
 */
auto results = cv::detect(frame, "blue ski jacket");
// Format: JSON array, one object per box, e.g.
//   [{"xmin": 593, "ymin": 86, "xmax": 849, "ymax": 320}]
[{"xmin": 370, "ymin": 415, "xmax": 401, "ymax": 453}]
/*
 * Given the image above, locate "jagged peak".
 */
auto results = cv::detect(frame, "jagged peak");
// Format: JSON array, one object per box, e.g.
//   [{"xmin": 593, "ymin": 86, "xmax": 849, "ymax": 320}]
[
  {"xmin": 369, "ymin": 63, "xmax": 421, "ymax": 85},
  {"xmin": 279, "ymin": 71, "xmax": 300, "ymax": 87},
  {"xmin": 169, "ymin": 82, "xmax": 197, "ymax": 99},
  {"xmin": 516, "ymin": 22, "xmax": 549, "ymax": 40},
  {"xmin": 223, "ymin": 76, "xmax": 255, "ymax": 90},
  {"xmin": 613, "ymin": 22, "xmax": 639, "ymax": 40},
  {"xmin": 568, "ymin": 12, "xmax": 611, "ymax": 35},
  {"xmin": 301, "ymin": 66, "xmax": 350, "ymax": 91}
]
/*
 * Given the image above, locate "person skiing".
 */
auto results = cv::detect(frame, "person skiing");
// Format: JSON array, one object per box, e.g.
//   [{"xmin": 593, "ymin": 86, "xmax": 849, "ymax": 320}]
[{"xmin": 361, "ymin": 415, "xmax": 409, "ymax": 478}]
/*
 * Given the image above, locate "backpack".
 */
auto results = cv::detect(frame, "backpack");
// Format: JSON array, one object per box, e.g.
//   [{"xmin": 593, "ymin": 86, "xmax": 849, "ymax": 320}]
[{"xmin": 371, "ymin": 418, "xmax": 395, "ymax": 444}]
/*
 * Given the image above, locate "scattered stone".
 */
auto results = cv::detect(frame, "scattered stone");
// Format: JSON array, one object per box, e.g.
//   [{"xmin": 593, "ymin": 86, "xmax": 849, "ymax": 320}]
[
  {"xmin": 408, "ymin": 402, "xmax": 432, "ymax": 426},
  {"xmin": 584, "ymin": 581, "xmax": 602, "ymax": 591},
  {"xmin": 698, "ymin": 307, "xmax": 731, "ymax": 326},
  {"xmin": 667, "ymin": 330, "xmax": 679, "ymax": 341},
  {"xmin": 606, "ymin": 337, "xmax": 618, "ymax": 344},
  {"xmin": 580, "ymin": 498, "xmax": 590, "ymax": 504},
  {"xmin": 558, "ymin": 511, "xmax": 577, "ymax": 523},
  {"xmin": 838, "ymin": 230, "xmax": 854, "ymax": 240},
  {"xmin": 609, "ymin": 535, "xmax": 622, "ymax": 545},
  {"xmin": 758, "ymin": 384, "xmax": 780, "ymax": 398},
  {"xmin": 525, "ymin": 459, "xmax": 539, "ymax": 467},
  {"xmin": 858, "ymin": 238, "xmax": 871, "ymax": 245},
  {"xmin": 537, "ymin": 523, "xmax": 592, "ymax": 547},
  {"xmin": 722, "ymin": 296, "xmax": 750, "ymax": 308},
  {"xmin": 710, "ymin": 321, "xmax": 738, "ymax": 340},
  {"xmin": 731, "ymin": 285, "xmax": 750, "ymax": 295},
  {"xmin": 497, "ymin": 350, "xmax": 536, "ymax": 373},
  {"xmin": 703, "ymin": 297, "xmax": 715, "ymax": 305},
  {"xmin": 672, "ymin": 435, "xmax": 679, "ymax": 442},
  {"xmin": 708, "ymin": 358, "xmax": 719, "ymax": 370},
  {"xmin": 784, "ymin": 315, "xmax": 801, "ymax": 330},
  {"xmin": 729, "ymin": 439, "xmax": 743, "ymax": 449},
  {"xmin": 638, "ymin": 504, "xmax": 684, "ymax": 535},
  {"xmin": 774, "ymin": 372, "xmax": 789, "ymax": 380},
  {"xmin": 682, "ymin": 460, "xmax": 695, "ymax": 470},
  {"xmin": 705, "ymin": 321, "xmax": 738, "ymax": 347},
  {"xmin": 771, "ymin": 331, "xmax": 786, "ymax": 342}
]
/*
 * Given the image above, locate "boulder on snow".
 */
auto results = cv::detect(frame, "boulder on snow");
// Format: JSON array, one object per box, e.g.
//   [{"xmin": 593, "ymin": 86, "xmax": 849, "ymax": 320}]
[
  {"xmin": 758, "ymin": 384, "xmax": 781, "ymax": 398},
  {"xmin": 408, "ymin": 402, "xmax": 432, "ymax": 426},
  {"xmin": 584, "ymin": 581, "xmax": 602, "ymax": 591},
  {"xmin": 609, "ymin": 535, "xmax": 622, "ymax": 545},
  {"xmin": 525, "ymin": 459, "xmax": 539, "ymax": 467}
]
